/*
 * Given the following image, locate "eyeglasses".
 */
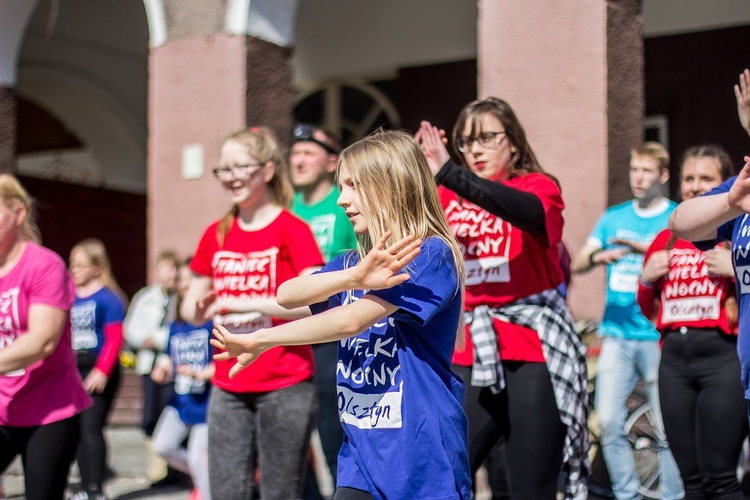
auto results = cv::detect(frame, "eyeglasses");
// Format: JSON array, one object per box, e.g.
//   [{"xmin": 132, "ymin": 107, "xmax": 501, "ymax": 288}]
[
  {"xmin": 293, "ymin": 123, "xmax": 340, "ymax": 155},
  {"xmin": 212, "ymin": 164, "xmax": 263, "ymax": 181},
  {"xmin": 456, "ymin": 131, "xmax": 507, "ymax": 153}
]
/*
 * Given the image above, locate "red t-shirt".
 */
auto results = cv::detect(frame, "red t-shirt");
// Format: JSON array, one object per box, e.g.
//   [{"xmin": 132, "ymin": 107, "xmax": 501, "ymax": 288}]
[
  {"xmin": 191, "ymin": 209, "xmax": 324, "ymax": 392},
  {"xmin": 637, "ymin": 229, "xmax": 735, "ymax": 335},
  {"xmin": 440, "ymin": 173, "xmax": 565, "ymax": 364}
]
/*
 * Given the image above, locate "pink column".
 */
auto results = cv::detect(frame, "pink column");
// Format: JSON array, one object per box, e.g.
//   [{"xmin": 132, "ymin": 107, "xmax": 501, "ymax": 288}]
[
  {"xmin": 148, "ymin": 33, "xmax": 294, "ymax": 266},
  {"xmin": 477, "ymin": 0, "xmax": 644, "ymax": 320},
  {"xmin": 149, "ymin": 34, "xmax": 247, "ymax": 262}
]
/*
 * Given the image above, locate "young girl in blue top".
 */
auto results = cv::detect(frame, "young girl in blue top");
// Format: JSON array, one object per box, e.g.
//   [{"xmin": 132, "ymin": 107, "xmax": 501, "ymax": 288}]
[
  {"xmin": 212, "ymin": 130, "xmax": 471, "ymax": 500},
  {"xmin": 151, "ymin": 260, "xmax": 214, "ymax": 500},
  {"xmin": 69, "ymin": 238, "xmax": 127, "ymax": 500}
]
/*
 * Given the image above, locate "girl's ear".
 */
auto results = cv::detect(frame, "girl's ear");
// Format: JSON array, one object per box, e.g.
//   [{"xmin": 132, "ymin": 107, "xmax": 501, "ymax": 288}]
[
  {"xmin": 260, "ymin": 161, "xmax": 276, "ymax": 183},
  {"xmin": 14, "ymin": 203, "xmax": 27, "ymax": 227}
]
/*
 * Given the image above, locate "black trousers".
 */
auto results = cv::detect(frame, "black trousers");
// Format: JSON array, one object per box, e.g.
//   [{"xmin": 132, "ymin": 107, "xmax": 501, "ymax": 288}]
[
  {"xmin": 660, "ymin": 327, "xmax": 747, "ymax": 500},
  {"xmin": 455, "ymin": 361, "xmax": 566, "ymax": 499},
  {"xmin": 0, "ymin": 414, "xmax": 81, "ymax": 500},
  {"xmin": 76, "ymin": 353, "xmax": 121, "ymax": 493}
]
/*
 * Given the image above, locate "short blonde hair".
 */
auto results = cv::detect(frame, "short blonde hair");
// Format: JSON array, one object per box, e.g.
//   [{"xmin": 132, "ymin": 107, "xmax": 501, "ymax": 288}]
[
  {"xmin": 631, "ymin": 142, "xmax": 670, "ymax": 171},
  {"xmin": 0, "ymin": 174, "xmax": 41, "ymax": 244}
]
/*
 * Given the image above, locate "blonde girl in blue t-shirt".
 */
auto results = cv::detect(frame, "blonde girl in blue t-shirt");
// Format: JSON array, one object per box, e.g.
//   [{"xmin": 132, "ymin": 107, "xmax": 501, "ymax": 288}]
[{"xmin": 212, "ymin": 130, "xmax": 471, "ymax": 500}]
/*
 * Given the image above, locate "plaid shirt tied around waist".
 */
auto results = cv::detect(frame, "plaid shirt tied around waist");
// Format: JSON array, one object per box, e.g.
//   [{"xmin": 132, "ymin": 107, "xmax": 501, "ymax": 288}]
[{"xmin": 466, "ymin": 288, "xmax": 590, "ymax": 500}]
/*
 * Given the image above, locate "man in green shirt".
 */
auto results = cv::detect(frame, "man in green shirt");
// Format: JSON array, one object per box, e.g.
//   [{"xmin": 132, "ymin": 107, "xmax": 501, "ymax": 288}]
[
  {"xmin": 291, "ymin": 124, "xmax": 357, "ymax": 262},
  {"xmin": 290, "ymin": 124, "xmax": 356, "ymax": 497}
]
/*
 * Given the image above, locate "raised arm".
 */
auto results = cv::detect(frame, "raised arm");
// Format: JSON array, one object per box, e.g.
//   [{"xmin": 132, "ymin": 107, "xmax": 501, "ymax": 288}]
[
  {"xmin": 669, "ymin": 158, "xmax": 750, "ymax": 241},
  {"xmin": 212, "ymin": 294, "xmax": 398, "ymax": 378},
  {"xmin": 277, "ymin": 233, "xmax": 422, "ymax": 309},
  {"xmin": 417, "ymin": 121, "xmax": 545, "ymax": 232},
  {"xmin": 205, "ymin": 295, "xmax": 313, "ymax": 321},
  {"xmin": 0, "ymin": 305, "xmax": 68, "ymax": 374},
  {"xmin": 668, "ymin": 193, "xmax": 734, "ymax": 242},
  {"xmin": 736, "ymin": 68, "xmax": 750, "ymax": 137}
]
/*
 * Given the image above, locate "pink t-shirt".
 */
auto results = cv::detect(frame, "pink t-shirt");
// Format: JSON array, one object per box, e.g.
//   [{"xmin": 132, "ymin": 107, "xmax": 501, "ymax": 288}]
[{"xmin": 0, "ymin": 242, "xmax": 91, "ymax": 427}]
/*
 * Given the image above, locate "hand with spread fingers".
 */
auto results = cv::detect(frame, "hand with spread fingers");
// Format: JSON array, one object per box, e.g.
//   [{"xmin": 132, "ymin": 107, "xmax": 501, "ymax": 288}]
[
  {"xmin": 211, "ymin": 324, "xmax": 266, "ymax": 378},
  {"xmin": 352, "ymin": 232, "xmax": 422, "ymax": 290}
]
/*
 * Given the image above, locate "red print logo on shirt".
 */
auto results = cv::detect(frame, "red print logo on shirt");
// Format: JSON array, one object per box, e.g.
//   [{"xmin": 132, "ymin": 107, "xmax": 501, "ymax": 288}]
[
  {"xmin": 210, "ymin": 249, "xmax": 278, "ymax": 333},
  {"xmin": 211, "ymin": 248, "xmax": 279, "ymax": 299},
  {"xmin": 444, "ymin": 200, "xmax": 512, "ymax": 285}
]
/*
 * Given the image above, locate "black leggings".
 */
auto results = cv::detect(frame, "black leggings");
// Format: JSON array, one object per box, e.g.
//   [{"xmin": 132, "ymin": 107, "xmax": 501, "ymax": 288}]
[
  {"xmin": 77, "ymin": 355, "xmax": 122, "ymax": 494},
  {"xmin": 0, "ymin": 414, "xmax": 81, "ymax": 500},
  {"xmin": 659, "ymin": 328, "xmax": 748, "ymax": 500},
  {"xmin": 333, "ymin": 487, "xmax": 373, "ymax": 500},
  {"xmin": 455, "ymin": 361, "xmax": 566, "ymax": 499}
]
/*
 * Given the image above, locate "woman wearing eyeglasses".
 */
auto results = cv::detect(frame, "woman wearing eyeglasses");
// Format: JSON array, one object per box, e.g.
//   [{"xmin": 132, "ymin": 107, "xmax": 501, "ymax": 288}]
[
  {"xmin": 416, "ymin": 98, "xmax": 589, "ymax": 499},
  {"xmin": 181, "ymin": 126, "xmax": 323, "ymax": 500}
]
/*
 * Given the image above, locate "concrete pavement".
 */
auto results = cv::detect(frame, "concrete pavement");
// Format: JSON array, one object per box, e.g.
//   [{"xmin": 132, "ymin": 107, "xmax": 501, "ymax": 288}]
[{"xmin": 2, "ymin": 426, "xmax": 189, "ymax": 500}]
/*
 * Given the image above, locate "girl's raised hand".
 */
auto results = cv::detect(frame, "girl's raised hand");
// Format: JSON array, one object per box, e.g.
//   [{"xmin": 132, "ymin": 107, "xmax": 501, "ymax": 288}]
[
  {"xmin": 736, "ymin": 69, "xmax": 750, "ymax": 136},
  {"xmin": 210, "ymin": 324, "xmax": 265, "ymax": 378},
  {"xmin": 416, "ymin": 121, "xmax": 451, "ymax": 176},
  {"xmin": 353, "ymin": 232, "xmax": 422, "ymax": 290}
]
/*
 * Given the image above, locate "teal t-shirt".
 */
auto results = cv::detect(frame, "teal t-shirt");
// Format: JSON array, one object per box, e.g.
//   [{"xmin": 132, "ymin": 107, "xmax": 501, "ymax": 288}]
[
  {"xmin": 588, "ymin": 198, "xmax": 676, "ymax": 341},
  {"xmin": 292, "ymin": 187, "xmax": 358, "ymax": 263}
]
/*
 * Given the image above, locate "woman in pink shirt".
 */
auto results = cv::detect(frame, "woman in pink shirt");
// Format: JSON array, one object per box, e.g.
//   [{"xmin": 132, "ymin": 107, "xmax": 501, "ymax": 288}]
[{"xmin": 0, "ymin": 174, "xmax": 91, "ymax": 500}]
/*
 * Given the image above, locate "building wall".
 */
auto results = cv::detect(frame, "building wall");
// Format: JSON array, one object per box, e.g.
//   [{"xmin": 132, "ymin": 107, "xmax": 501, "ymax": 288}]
[{"xmin": 645, "ymin": 25, "xmax": 750, "ymax": 192}]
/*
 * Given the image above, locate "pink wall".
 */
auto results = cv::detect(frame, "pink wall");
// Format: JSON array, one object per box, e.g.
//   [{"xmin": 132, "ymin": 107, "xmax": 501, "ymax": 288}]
[
  {"xmin": 478, "ymin": 0, "xmax": 610, "ymax": 321},
  {"xmin": 148, "ymin": 34, "xmax": 248, "ymax": 268}
]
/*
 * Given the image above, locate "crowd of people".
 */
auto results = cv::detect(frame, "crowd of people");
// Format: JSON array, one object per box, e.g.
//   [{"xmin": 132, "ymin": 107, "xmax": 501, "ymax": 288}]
[{"xmin": 0, "ymin": 68, "xmax": 749, "ymax": 500}]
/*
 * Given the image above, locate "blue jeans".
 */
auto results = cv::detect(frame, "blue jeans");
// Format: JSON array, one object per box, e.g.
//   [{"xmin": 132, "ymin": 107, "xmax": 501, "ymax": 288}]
[{"xmin": 595, "ymin": 337, "xmax": 684, "ymax": 500}]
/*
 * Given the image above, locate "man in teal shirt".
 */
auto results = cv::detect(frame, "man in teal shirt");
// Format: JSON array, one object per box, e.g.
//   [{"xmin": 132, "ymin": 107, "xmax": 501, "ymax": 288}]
[{"xmin": 290, "ymin": 124, "xmax": 356, "ymax": 497}]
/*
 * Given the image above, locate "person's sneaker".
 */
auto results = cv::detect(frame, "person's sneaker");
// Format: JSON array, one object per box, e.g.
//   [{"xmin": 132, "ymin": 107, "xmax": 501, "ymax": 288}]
[
  {"xmin": 68, "ymin": 491, "xmax": 89, "ymax": 500},
  {"xmin": 69, "ymin": 488, "xmax": 107, "ymax": 500}
]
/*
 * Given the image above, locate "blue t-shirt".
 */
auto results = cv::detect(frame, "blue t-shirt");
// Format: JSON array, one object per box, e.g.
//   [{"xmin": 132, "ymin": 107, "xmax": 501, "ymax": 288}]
[
  {"xmin": 588, "ymin": 199, "xmax": 676, "ymax": 340},
  {"xmin": 165, "ymin": 320, "xmax": 213, "ymax": 425},
  {"xmin": 310, "ymin": 237, "xmax": 471, "ymax": 500},
  {"xmin": 697, "ymin": 177, "xmax": 750, "ymax": 396},
  {"xmin": 71, "ymin": 287, "xmax": 126, "ymax": 356}
]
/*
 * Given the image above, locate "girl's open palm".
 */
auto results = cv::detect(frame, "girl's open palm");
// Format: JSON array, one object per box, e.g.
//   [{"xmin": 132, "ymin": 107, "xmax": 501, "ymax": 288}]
[
  {"xmin": 353, "ymin": 232, "xmax": 422, "ymax": 290},
  {"xmin": 210, "ymin": 324, "xmax": 265, "ymax": 378}
]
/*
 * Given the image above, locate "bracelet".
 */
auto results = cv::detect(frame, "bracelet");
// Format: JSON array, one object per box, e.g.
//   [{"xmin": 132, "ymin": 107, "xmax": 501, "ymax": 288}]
[
  {"xmin": 639, "ymin": 279, "xmax": 654, "ymax": 289},
  {"xmin": 589, "ymin": 250, "xmax": 601, "ymax": 267}
]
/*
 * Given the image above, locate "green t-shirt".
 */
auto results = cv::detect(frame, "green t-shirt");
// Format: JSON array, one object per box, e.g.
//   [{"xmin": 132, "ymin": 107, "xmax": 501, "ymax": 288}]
[{"xmin": 292, "ymin": 187, "xmax": 357, "ymax": 262}]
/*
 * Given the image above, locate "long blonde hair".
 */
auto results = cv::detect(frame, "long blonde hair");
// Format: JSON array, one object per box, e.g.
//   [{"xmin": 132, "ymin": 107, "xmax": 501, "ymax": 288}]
[
  {"xmin": 337, "ymin": 130, "xmax": 465, "ymax": 344},
  {"xmin": 216, "ymin": 126, "xmax": 294, "ymax": 246},
  {"xmin": 0, "ymin": 174, "xmax": 41, "ymax": 244},
  {"xmin": 72, "ymin": 238, "xmax": 128, "ymax": 305}
]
